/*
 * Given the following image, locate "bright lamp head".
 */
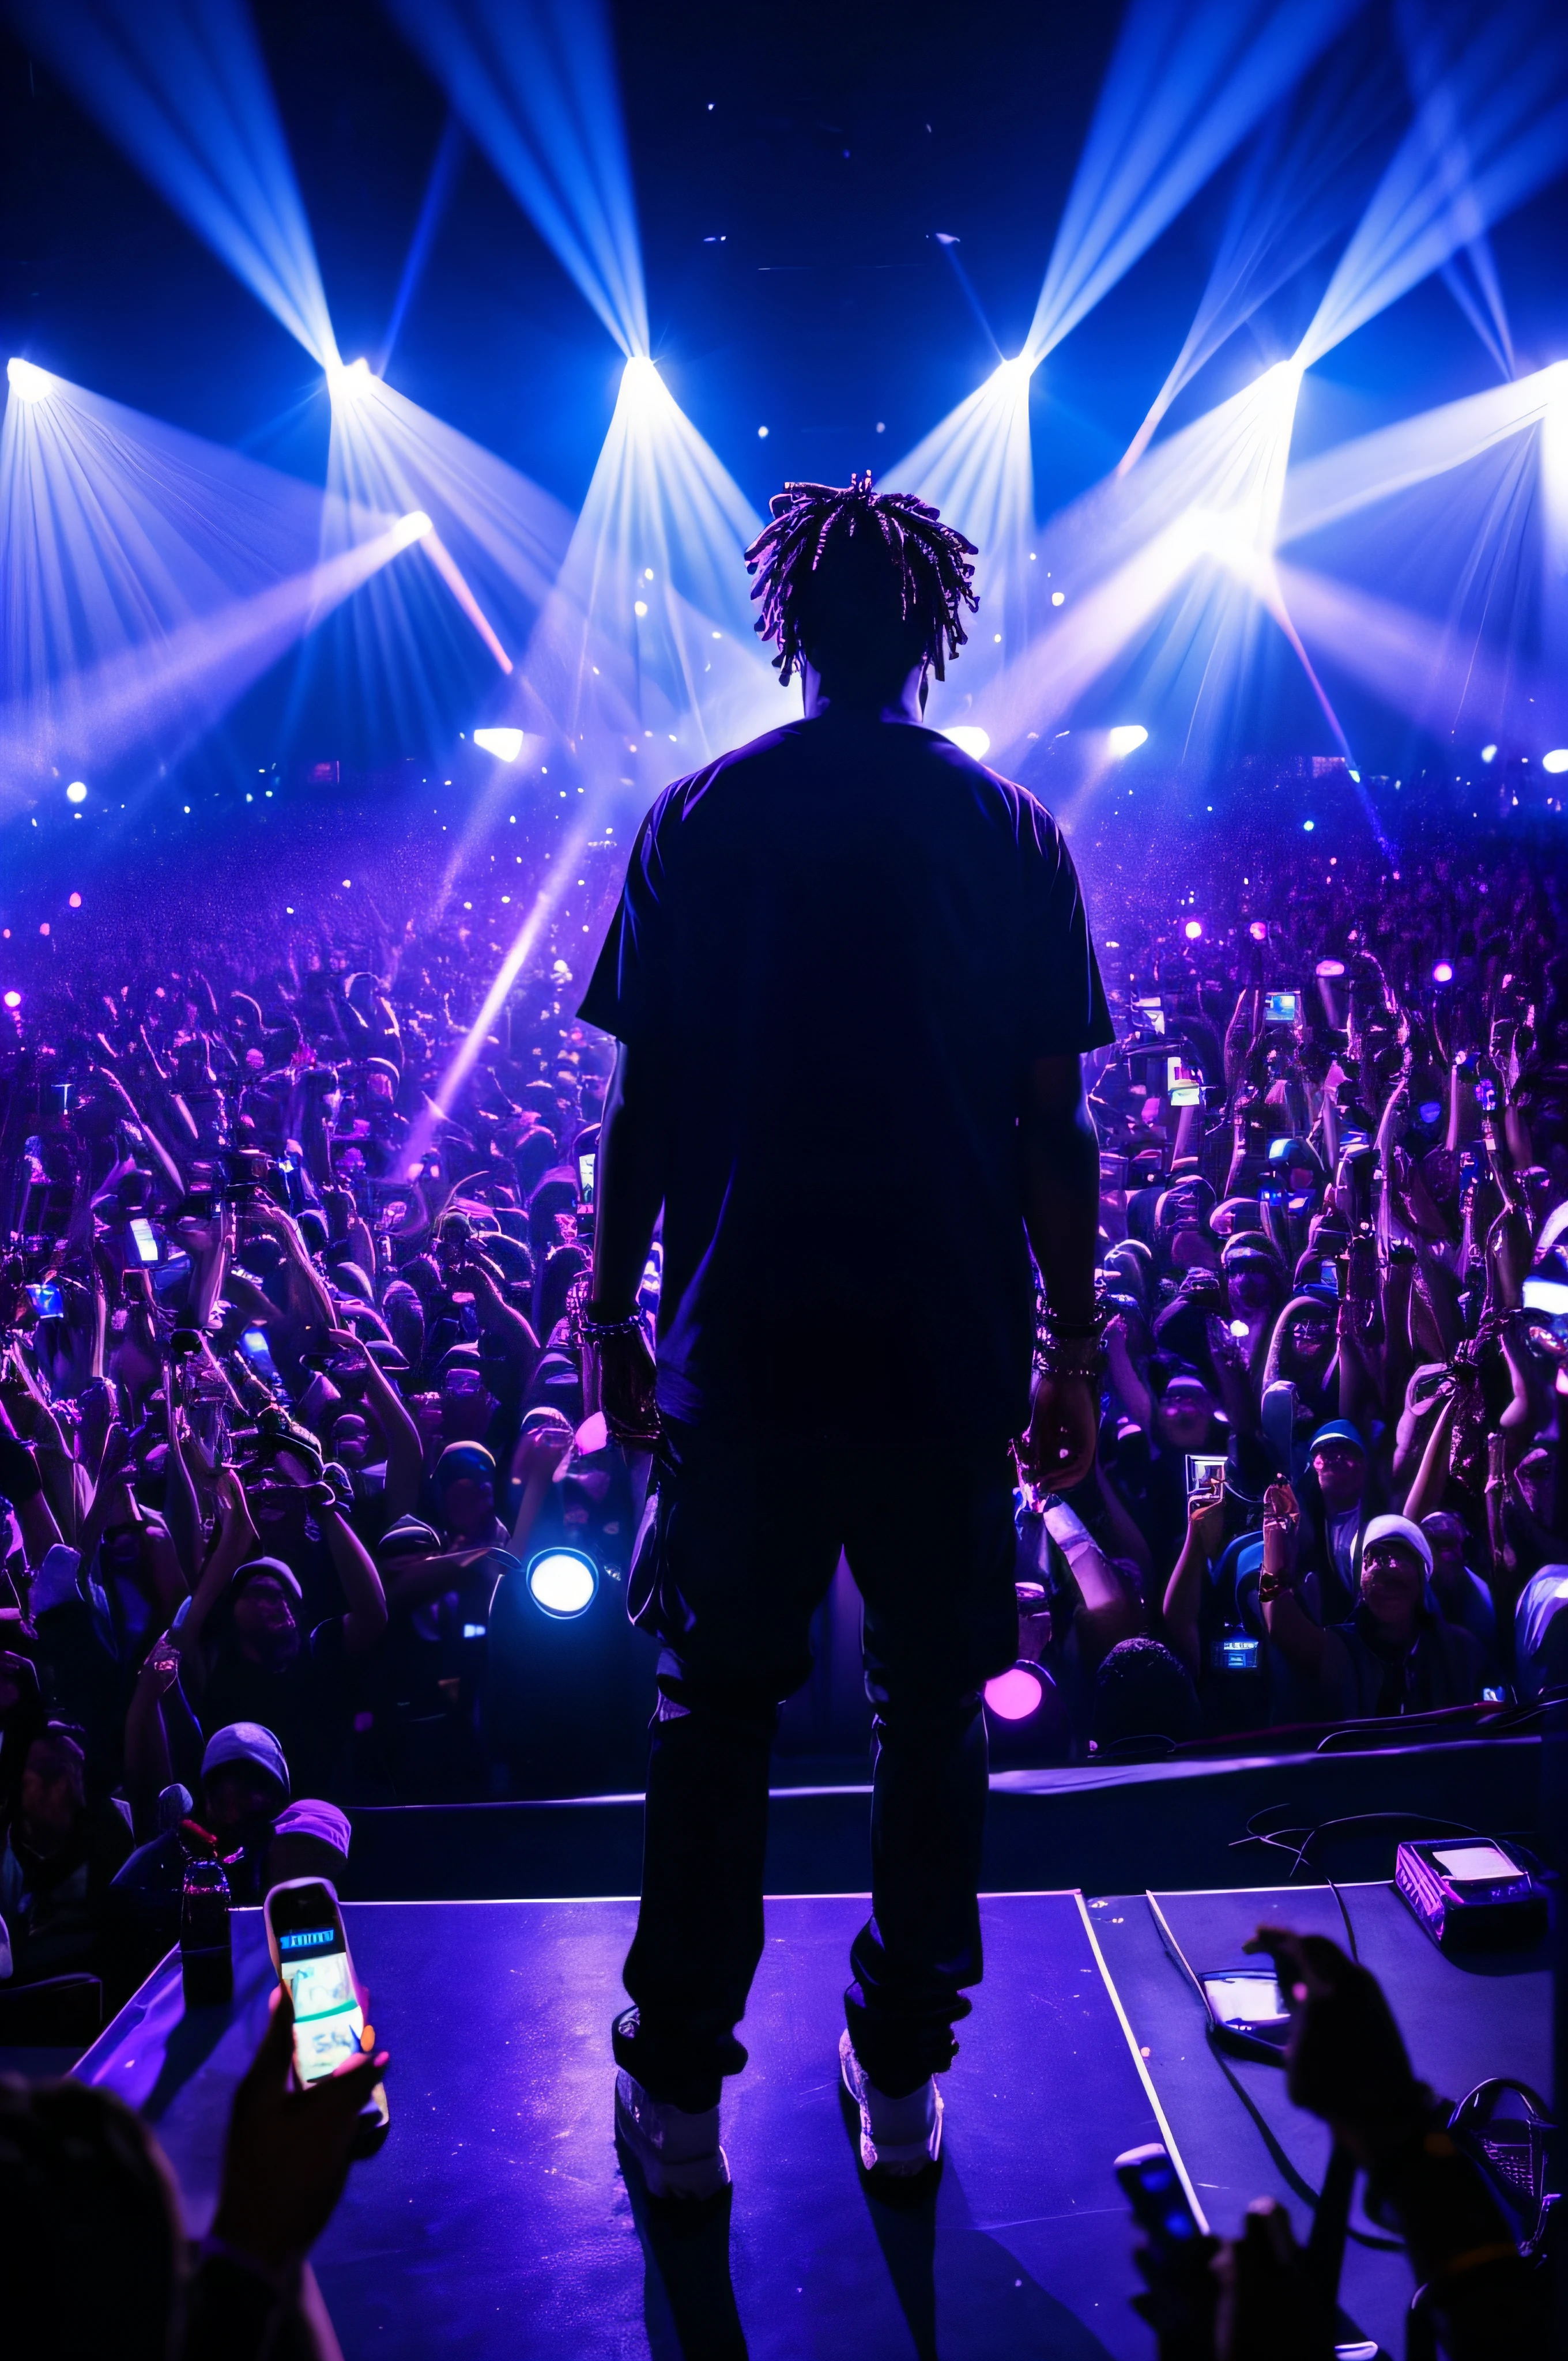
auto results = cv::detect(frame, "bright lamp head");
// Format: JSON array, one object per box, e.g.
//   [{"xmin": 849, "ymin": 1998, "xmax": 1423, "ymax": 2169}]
[
  {"xmin": 984, "ymin": 1665, "xmax": 1045, "ymax": 1722},
  {"xmin": 941, "ymin": 726, "xmax": 990, "ymax": 760},
  {"xmin": 7, "ymin": 357, "xmax": 55, "ymax": 402},
  {"xmin": 1107, "ymin": 725, "xmax": 1148, "ymax": 758},
  {"xmin": 327, "ymin": 356, "xmax": 372, "ymax": 401},
  {"xmin": 526, "ymin": 1548, "xmax": 598, "ymax": 1619},
  {"xmin": 473, "ymin": 727, "xmax": 525, "ymax": 763}
]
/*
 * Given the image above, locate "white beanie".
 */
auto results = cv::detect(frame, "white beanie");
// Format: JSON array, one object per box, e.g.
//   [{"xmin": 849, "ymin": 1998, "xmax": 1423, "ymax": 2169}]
[{"xmin": 1361, "ymin": 1514, "xmax": 1434, "ymax": 1576}]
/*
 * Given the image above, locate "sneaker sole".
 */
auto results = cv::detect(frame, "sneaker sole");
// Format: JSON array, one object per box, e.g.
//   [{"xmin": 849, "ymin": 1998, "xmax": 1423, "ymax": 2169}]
[
  {"xmin": 615, "ymin": 2079, "xmax": 732, "ymax": 2201},
  {"xmin": 839, "ymin": 2034, "xmax": 943, "ymax": 2176}
]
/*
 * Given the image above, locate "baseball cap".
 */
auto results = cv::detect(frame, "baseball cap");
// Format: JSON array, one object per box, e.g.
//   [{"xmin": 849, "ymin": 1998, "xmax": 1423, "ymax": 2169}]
[{"xmin": 200, "ymin": 1721, "xmax": 290, "ymax": 1800}]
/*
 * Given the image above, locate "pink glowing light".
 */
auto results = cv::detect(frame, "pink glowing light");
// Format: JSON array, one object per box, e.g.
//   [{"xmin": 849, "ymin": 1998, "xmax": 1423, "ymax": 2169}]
[{"xmin": 984, "ymin": 1666, "xmax": 1044, "ymax": 1722}]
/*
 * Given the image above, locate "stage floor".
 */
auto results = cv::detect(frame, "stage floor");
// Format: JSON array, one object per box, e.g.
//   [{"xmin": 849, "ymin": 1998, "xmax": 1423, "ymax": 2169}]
[
  {"xmin": 74, "ymin": 1883, "xmax": 1547, "ymax": 2359},
  {"xmin": 80, "ymin": 1893, "xmax": 1173, "ymax": 2359}
]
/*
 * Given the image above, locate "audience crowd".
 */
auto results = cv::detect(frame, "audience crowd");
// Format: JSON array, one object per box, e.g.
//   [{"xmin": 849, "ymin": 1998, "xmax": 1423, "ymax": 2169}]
[{"xmin": 1, "ymin": 782, "xmax": 1566, "ymax": 2035}]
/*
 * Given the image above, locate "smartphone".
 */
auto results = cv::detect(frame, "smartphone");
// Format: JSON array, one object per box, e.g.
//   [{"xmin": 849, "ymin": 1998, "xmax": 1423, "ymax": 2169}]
[
  {"xmin": 1200, "ymin": 1969, "xmax": 1290, "ymax": 2058},
  {"xmin": 1114, "ymin": 2143, "xmax": 1204, "ymax": 2256},
  {"xmin": 1208, "ymin": 1634, "xmax": 1261, "ymax": 1673},
  {"xmin": 1134, "ymin": 997, "xmax": 1166, "ymax": 1038},
  {"xmin": 1099, "ymin": 1152, "xmax": 1128, "ymax": 1190},
  {"xmin": 263, "ymin": 1877, "xmax": 389, "ymax": 2151},
  {"xmin": 576, "ymin": 1149, "xmax": 595, "ymax": 1201},
  {"xmin": 1458, "ymin": 1145, "xmax": 1489, "ymax": 1195},
  {"xmin": 238, "ymin": 1326, "xmax": 280, "ymax": 1385},
  {"xmin": 1319, "ymin": 1259, "xmax": 1340, "ymax": 1296},
  {"xmin": 1185, "ymin": 1453, "xmax": 1227, "ymax": 1502},
  {"xmin": 1473, "ymin": 1079, "xmax": 1497, "ymax": 1112},
  {"xmin": 129, "ymin": 1216, "xmax": 160, "ymax": 1266},
  {"xmin": 151, "ymin": 1251, "xmax": 191, "ymax": 1299},
  {"xmin": 1262, "ymin": 990, "xmax": 1299, "ymax": 1025},
  {"xmin": 24, "ymin": 1280, "xmax": 65, "ymax": 1319}
]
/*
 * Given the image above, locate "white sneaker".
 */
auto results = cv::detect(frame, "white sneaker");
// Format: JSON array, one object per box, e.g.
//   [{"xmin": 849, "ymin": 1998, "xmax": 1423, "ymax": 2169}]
[
  {"xmin": 615, "ymin": 2069, "xmax": 731, "ymax": 2200},
  {"xmin": 839, "ymin": 2032, "xmax": 943, "ymax": 2177}
]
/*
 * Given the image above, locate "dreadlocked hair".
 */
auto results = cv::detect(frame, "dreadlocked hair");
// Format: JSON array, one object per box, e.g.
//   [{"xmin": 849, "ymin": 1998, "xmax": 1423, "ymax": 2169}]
[{"xmin": 744, "ymin": 472, "xmax": 979, "ymax": 687}]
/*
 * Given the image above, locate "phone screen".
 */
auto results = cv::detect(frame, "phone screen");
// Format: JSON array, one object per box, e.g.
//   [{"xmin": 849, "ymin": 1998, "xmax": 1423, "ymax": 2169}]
[
  {"xmin": 239, "ymin": 1326, "xmax": 277, "ymax": 1378},
  {"xmin": 1431, "ymin": 1843, "xmax": 1523, "ymax": 1885},
  {"xmin": 1319, "ymin": 1260, "xmax": 1340, "ymax": 1295},
  {"xmin": 577, "ymin": 1151, "xmax": 595, "ymax": 1201},
  {"xmin": 1211, "ymin": 1635, "xmax": 1261, "ymax": 1672},
  {"xmin": 1203, "ymin": 1971, "xmax": 1287, "ymax": 2027},
  {"xmin": 129, "ymin": 1216, "xmax": 160, "ymax": 1265},
  {"xmin": 25, "ymin": 1281, "xmax": 65, "ymax": 1318},
  {"xmin": 274, "ymin": 1909, "xmax": 366, "ymax": 2083},
  {"xmin": 1185, "ymin": 1453, "xmax": 1227, "ymax": 1500},
  {"xmin": 1134, "ymin": 998, "xmax": 1166, "ymax": 1038},
  {"xmin": 1263, "ymin": 990, "xmax": 1299, "ymax": 1025}
]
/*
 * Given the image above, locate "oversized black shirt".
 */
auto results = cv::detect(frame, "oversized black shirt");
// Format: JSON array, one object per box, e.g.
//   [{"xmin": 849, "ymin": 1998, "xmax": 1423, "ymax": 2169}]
[{"xmin": 580, "ymin": 712, "xmax": 1113, "ymax": 1444}]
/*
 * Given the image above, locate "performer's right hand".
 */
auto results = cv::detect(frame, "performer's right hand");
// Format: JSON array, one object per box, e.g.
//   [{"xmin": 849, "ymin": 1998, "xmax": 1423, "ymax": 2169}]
[
  {"xmin": 597, "ymin": 1322, "xmax": 661, "ymax": 1449},
  {"xmin": 1017, "ymin": 1371, "xmax": 1096, "ymax": 1491}
]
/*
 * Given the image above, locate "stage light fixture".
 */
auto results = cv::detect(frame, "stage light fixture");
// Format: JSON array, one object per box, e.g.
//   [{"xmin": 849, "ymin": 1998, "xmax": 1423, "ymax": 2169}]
[
  {"xmin": 2, "ymin": 991, "xmax": 20, "ymax": 1009},
  {"xmin": 985, "ymin": 1666, "xmax": 1044, "ymax": 1721},
  {"xmin": 65, "ymin": 781, "xmax": 88, "ymax": 804},
  {"xmin": 941, "ymin": 726, "xmax": 991, "ymax": 759},
  {"xmin": 1184, "ymin": 919, "xmax": 1203, "ymax": 940},
  {"xmin": 327, "ymin": 356, "xmax": 373, "ymax": 399},
  {"xmin": 473, "ymin": 727, "xmax": 525, "ymax": 761},
  {"xmin": 1316, "ymin": 958, "xmax": 1345, "ymax": 978},
  {"xmin": 526, "ymin": 1548, "xmax": 599, "ymax": 1619},
  {"xmin": 1433, "ymin": 960, "xmax": 1454, "ymax": 983},
  {"xmin": 1481, "ymin": 745, "xmax": 1498, "ymax": 762},
  {"xmin": 394, "ymin": 509, "xmax": 434, "ymax": 544},
  {"xmin": 1107, "ymin": 725, "xmax": 1148, "ymax": 756},
  {"xmin": 1543, "ymin": 749, "xmax": 1568, "ymax": 775},
  {"xmin": 6, "ymin": 357, "xmax": 55, "ymax": 402},
  {"xmin": 1249, "ymin": 922, "xmax": 1269, "ymax": 942}
]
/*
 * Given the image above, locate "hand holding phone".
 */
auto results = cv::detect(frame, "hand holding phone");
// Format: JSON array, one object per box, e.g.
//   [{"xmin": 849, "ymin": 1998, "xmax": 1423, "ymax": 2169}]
[{"xmin": 263, "ymin": 1877, "xmax": 389, "ymax": 2155}]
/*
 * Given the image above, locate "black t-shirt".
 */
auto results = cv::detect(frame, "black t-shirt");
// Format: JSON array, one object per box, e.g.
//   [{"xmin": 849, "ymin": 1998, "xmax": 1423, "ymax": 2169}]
[{"xmin": 580, "ymin": 712, "xmax": 1113, "ymax": 1442}]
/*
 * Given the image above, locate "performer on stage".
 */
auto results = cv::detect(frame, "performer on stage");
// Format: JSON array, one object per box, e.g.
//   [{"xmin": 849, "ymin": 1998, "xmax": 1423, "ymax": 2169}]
[{"xmin": 579, "ymin": 474, "xmax": 1113, "ymax": 2194}]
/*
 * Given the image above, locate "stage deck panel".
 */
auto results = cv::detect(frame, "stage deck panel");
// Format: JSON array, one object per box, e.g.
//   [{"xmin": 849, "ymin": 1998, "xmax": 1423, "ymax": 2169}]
[
  {"xmin": 79, "ymin": 1892, "xmax": 1176, "ymax": 2360},
  {"xmin": 1088, "ymin": 1881, "xmax": 1550, "ymax": 2359}
]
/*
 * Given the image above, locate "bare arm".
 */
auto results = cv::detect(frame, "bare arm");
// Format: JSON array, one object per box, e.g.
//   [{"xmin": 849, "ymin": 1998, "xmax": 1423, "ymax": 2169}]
[{"xmin": 1163, "ymin": 1492, "xmax": 1224, "ymax": 1678}]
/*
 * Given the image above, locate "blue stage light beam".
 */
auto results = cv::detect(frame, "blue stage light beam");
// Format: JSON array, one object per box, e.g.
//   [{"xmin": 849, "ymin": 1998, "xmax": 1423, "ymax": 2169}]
[
  {"xmin": 11, "ymin": 0, "xmax": 339, "ymax": 369},
  {"xmin": 975, "ymin": 357, "xmax": 1311, "ymax": 762},
  {"xmin": 382, "ymin": 0, "xmax": 647, "ymax": 356},
  {"xmin": 514, "ymin": 354, "xmax": 778, "ymax": 780},
  {"xmin": 1024, "ymin": 0, "xmax": 1365, "ymax": 371},
  {"xmin": 320, "ymin": 359, "xmax": 575, "ymax": 757},
  {"xmin": 2, "ymin": 360, "xmax": 336, "ymax": 737},
  {"xmin": 0, "ymin": 512, "xmax": 433, "ymax": 811},
  {"xmin": 1275, "ymin": 556, "xmax": 1563, "ymax": 748},
  {"xmin": 1296, "ymin": 0, "xmax": 1568, "ymax": 370},
  {"xmin": 380, "ymin": 114, "xmax": 467, "ymax": 373},
  {"xmin": 1120, "ymin": 53, "xmax": 1392, "ymax": 472}
]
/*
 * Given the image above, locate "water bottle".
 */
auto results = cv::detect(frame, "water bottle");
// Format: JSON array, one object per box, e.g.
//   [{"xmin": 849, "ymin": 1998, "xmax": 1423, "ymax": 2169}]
[{"xmin": 180, "ymin": 1855, "xmax": 233, "ymax": 2008}]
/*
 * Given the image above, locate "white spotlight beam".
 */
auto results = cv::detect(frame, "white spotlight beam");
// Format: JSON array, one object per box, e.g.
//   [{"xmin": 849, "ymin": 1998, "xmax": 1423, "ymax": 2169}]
[
  {"xmin": 1025, "ymin": 0, "xmax": 1364, "ymax": 370},
  {"xmin": 382, "ymin": 0, "xmax": 647, "ymax": 357},
  {"xmin": 0, "ymin": 512, "xmax": 427, "ymax": 810},
  {"xmin": 514, "ymin": 356, "xmax": 780, "ymax": 776},
  {"xmin": 12, "ymin": 0, "xmax": 338, "ymax": 368},
  {"xmin": 1296, "ymin": 0, "xmax": 1568, "ymax": 370},
  {"xmin": 1278, "ymin": 361, "xmax": 1568, "ymax": 544},
  {"xmin": 1, "ymin": 365, "xmax": 339, "ymax": 711}
]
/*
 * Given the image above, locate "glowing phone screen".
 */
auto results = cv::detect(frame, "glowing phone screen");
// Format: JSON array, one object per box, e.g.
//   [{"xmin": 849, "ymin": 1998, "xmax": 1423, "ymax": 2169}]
[{"xmin": 278, "ymin": 1924, "xmax": 365, "ymax": 2082}]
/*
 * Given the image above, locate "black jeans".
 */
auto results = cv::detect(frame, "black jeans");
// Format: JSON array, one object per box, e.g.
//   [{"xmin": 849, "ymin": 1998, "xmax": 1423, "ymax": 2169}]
[{"xmin": 613, "ymin": 1420, "xmax": 1020, "ymax": 2111}]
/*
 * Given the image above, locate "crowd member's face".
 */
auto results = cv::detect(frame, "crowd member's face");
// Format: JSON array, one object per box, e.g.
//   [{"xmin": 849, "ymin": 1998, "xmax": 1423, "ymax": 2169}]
[
  {"xmin": 1312, "ymin": 1440, "xmax": 1367, "ymax": 1514},
  {"xmin": 1421, "ymin": 1513, "xmax": 1466, "ymax": 1589},
  {"xmin": 441, "ymin": 1373, "xmax": 495, "ymax": 1443},
  {"xmin": 1286, "ymin": 1308, "xmax": 1335, "ymax": 1370},
  {"xmin": 232, "ymin": 1576, "xmax": 301, "ymax": 1669},
  {"xmin": 202, "ymin": 1765, "xmax": 280, "ymax": 1832},
  {"xmin": 1156, "ymin": 1384, "xmax": 1215, "ymax": 1454},
  {"xmin": 441, "ymin": 1472, "xmax": 495, "ymax": 1542},
  {"xmin": 21, "ymin": 1740, "xmax": 84, "ymax": 1847},
  {"xmin": 1359, "ymin": 1537, "xmax": 1425, "ymax": 1630},
  {"xmin": 1228, "ymin": 1264, "xmax": 1276, "ymax": 1315},
  {"xmin": 333, "ymin": 1413, "xmax": 371, "ymax": 1470}
]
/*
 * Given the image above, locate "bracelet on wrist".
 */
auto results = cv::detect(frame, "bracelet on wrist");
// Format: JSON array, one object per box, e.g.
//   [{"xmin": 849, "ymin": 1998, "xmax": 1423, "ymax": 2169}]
[{"xmin": 1033, "ymin": 1284, "xmax": 1109, "ymax": 1378}]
